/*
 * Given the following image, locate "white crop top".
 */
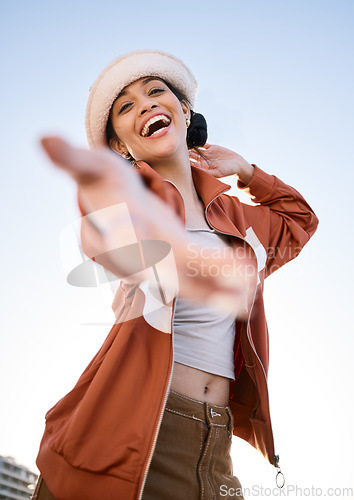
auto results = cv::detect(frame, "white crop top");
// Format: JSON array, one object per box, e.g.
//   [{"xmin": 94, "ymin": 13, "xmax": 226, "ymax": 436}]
[{"xmin": 173, "ymin": 228, "xmax": 236, "ymax": 380}]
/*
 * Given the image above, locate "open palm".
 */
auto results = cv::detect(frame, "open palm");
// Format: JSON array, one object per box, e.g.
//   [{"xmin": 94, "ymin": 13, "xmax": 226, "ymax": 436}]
[{"xmin": 189, "ymin": 143, "xmax": 249, "ymax": 179}]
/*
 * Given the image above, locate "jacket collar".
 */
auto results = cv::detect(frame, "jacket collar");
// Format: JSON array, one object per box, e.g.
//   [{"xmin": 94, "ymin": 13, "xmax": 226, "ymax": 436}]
[
  {"xmin": 135, "ymin": 160, "xmax": 247, "ymax": 238},
  {"xmin": 190, "ymin": 164, "xmax": 231, "ymax": 206},
  {"xmin": 190, "ymin": 167, "xmax": 246, "ymax": 238}
]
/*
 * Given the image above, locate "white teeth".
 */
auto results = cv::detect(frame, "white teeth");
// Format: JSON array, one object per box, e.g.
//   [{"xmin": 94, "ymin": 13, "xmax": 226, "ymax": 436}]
[
  {"xmin": 150, "ymin": 128, "xmax": 164, "ymax": 137},
  {"xmin": 141, "ymin": 114, "xmax": 171, "ymax": 137}
]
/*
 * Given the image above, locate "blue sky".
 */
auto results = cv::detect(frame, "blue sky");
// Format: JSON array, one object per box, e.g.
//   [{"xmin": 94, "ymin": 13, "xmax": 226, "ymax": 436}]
[{"xmin": 1, "ymin": 0, "xmax": 353, "ymax": 497}]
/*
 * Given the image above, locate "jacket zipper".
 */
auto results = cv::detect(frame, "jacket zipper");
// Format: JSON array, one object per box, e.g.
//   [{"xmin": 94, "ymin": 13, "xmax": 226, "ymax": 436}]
[
  {"xmin": 138, "ymin": 178, "xmax": 184, "ymax": 499},
  {"xmin": 203, "ymin": 193, "xmax": 268, "ymax": 380},
  {"xmin": 138, "ymin": 312, "xmax": 176, "ymax": 500},
  {"xmin": 204, "ymin": 193, "xmax": 281, "ymax": 474}
]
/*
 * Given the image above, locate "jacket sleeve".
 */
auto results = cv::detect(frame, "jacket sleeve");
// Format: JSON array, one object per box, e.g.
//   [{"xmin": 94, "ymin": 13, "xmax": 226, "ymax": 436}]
[{"xmin": 237, "ymin": 165, "xmax": 319, "ymax": 277}]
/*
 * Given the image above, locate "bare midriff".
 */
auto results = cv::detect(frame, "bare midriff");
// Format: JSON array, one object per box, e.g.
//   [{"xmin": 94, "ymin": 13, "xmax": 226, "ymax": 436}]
[{"xmin": 170, "ymin": 361, "xmax": 230, "ymax": 406}]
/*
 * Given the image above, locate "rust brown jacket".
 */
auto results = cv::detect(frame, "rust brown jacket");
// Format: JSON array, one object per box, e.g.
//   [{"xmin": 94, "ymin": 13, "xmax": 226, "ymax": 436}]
[{"xmin": 36, "ymin": 163, "xmax": 318, "ymax": 500}]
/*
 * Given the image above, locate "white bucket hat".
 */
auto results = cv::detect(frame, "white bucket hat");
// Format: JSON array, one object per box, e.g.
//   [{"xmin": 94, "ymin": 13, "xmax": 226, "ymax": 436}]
[{"xmin": 85, "ymin": 50, "xmax": 198, "ymax": 149}]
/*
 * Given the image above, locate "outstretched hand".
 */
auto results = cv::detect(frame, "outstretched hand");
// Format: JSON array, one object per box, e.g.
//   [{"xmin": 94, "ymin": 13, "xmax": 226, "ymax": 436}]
[
  {"xmin": 41, "ymin": 137, "xmax": 257, "ymax": 317},
  {"xmin": 189, "ymin": 143, "xmax": 255, "ymax": 185},
  {"xmin": 41, "ymin": 136, "xmax": 188, "ymax": 271}
]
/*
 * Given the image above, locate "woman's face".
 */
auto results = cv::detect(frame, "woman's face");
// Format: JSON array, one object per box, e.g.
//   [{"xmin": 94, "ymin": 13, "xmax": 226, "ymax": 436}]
[{"xmin": 109, "ymin": 77, "xmax": 190, "ymax": 164}]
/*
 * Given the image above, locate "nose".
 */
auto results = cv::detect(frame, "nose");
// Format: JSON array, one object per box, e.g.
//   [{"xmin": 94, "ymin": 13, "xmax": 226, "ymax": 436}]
[{"xmin": 139, "ymin": 101, "xmax": 158, "ymax": 116}]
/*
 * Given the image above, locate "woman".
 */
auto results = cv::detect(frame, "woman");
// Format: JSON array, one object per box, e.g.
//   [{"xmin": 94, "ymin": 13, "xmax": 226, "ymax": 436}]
[{"xmin": 33, "ymin": 50, "xmax": 318, "ymax": 500}]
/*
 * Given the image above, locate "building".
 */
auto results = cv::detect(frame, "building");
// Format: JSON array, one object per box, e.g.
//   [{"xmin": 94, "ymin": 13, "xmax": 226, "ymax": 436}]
[{"xmin": 0, "ymin": 456, "xmax": 38, "ymax": 500}]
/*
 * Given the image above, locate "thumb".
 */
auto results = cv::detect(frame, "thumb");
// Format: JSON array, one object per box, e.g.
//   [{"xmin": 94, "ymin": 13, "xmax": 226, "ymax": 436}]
[{"xmin": 41, "ymin": 136, "xmax": 110, "ymax": 184}]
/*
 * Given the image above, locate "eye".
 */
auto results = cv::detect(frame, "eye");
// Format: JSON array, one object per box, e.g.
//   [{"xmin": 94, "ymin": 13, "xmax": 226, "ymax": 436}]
[
  {"xmin": 149, "ymin": 87, "xmax": 164, "ymax": 96},
  {"xmin": 118, "ymin": 102, "xmax": 132, "ymax": 114}
]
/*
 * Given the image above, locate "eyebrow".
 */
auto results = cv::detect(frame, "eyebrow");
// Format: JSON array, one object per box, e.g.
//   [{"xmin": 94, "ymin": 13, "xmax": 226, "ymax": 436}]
[{"xmin": 116, "ymin": 77, "xmax": 162, "ymax": 100}]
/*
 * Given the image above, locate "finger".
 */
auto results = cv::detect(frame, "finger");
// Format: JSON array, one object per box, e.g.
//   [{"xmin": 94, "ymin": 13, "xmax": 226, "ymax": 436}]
[
  {"xmin": 198, "ymin": 143, "xmax": 212, "ymax": 151},
  {"xmin": 189, "ymin": 159, "xmax": 210, "ymax": 170},
  {"xmin": 188, "ymin": 151, "xmax": 200, "ymax": 161},
  {"xmin": 41, "ymin": 136, "xmax": 114, "ymax": 184},
  {"xmin": 190, "ymin": 157, "xmax": 201, "ymax": 164},
  {"xmin": 189, "ymin": 150, "xmax": 207, "ymax": 167}
]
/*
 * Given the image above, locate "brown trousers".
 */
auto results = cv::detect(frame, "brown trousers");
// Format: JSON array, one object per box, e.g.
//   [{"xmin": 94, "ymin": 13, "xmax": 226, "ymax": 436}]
[
  {"xmin": 33, "ymin": 390, "xmax": 244, "ymax": 499},
  {"xmin": 142, "ymin": 390, "xmax": 244, "ymax": 499}
]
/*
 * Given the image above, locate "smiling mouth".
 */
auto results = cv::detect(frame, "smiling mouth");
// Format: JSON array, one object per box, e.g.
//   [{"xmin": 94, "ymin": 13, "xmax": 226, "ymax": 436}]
[{"xmin": 140, "ymin": 115, "xmax": 171, "ymax": 137}]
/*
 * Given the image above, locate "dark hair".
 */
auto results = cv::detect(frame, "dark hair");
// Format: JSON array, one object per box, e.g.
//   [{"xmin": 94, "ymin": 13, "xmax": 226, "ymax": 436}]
[
  {"xmin": 105, "ymin": 78, "xmax": 208, "ymax": 161},
  {"xmin": 186, "ymin": 110, "xmax": 208, "ymax": 149}
]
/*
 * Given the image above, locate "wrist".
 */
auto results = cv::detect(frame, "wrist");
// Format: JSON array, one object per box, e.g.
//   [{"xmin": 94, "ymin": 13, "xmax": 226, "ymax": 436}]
[{"xmin": 236, "ymin": 161, "xmax": 255, "ymax": 186}]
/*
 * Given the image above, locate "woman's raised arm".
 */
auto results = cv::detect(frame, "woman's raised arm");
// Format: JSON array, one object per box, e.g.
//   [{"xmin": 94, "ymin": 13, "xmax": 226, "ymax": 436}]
[{"xmin": 42, "ymin": 136, "xmax": 257, "ymax": 317}]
